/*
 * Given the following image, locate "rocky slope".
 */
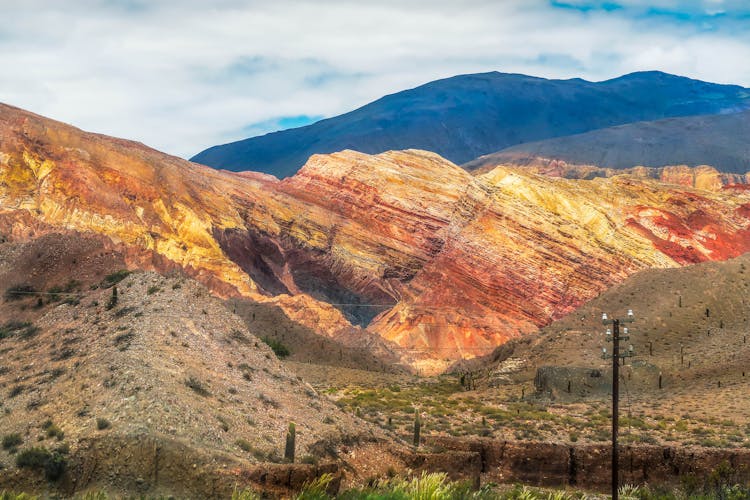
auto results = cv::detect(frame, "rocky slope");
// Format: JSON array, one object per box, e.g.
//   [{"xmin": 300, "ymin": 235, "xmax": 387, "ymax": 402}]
[
  {"xmin": 3, "ymin": 103, "xmax": 750, "ymax": 373},
  {"xmin": 191, "ymin": 71, "xmax": 750, "ymax": 178},
  {"xmin": 468, "ymin": 160, "xmax": 750, "ymax": 191},
  {"xmin": 0, "ymin": 258, "xmax": 389, "ymax": 496},
  {"xmin": 464, "ymin": 109, "xmax": 750, "ymax": 175}
]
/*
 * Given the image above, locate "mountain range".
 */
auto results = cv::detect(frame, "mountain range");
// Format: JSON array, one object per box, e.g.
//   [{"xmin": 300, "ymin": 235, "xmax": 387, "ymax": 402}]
[
  {"xmin": 191, "ymin": 71, "xmax": 750, "ymax": 178},
  {"xmin": 4, "ymin": 69, "xmax": 750, "ymax": 496},
  {"xmin": 3, "ymin": 102, "xmax": 750, "ymax": 374}
]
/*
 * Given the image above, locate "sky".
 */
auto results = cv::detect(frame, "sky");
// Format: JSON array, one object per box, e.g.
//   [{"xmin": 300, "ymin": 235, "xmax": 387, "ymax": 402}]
[{"xmin": 1, "ymin": 0, "xmax": 749, "ymax": 158}]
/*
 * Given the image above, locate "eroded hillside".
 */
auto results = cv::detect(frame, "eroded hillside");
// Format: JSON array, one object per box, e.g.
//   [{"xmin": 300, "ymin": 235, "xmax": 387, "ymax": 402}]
[{"xmin": 3, "ymin": 103, "xmax": 750, "ymax": 372}]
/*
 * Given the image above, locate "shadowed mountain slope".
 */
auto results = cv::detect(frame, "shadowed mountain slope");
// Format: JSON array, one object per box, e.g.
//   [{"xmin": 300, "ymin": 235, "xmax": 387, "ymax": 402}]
[
  {"xmin": 191, "ymin": 71, "xmax": 750, "ymax": 178},
  {"xmin": 465, "ymin": 109, "xmax": 750, "ymax": 174}
]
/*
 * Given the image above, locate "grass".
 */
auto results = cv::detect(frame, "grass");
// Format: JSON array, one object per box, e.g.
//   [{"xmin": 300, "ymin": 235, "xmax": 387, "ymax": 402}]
[
  {"xmin": 319, "ymin": 370, "xmax": 750, "ymax": 448},
  {"xmin": 1, "ymin": 472, "xmax": 748, "ymax": 499},
  {"xmin": 0, "ymin": 492, "xmax": 40, "ymax": 500}
]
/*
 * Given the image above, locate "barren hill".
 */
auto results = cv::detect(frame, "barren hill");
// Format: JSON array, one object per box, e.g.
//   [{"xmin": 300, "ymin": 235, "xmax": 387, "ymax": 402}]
[{"xmin": 0, "ymin": 246, "xmax": 388, "ymax": 496}]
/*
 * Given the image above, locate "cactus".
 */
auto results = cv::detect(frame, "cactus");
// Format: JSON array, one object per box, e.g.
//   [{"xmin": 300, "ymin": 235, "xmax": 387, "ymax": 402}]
[
  {"xmin": 284, "ymin": 422, "xmax": 296, "ymax": 463},
  {"xmin": 413, "ymin": 410, "xmax": 421, "ymax": 447},
  {"xmin": 106, "ymin": 285, "xmax": 118, "ymax": 310}
]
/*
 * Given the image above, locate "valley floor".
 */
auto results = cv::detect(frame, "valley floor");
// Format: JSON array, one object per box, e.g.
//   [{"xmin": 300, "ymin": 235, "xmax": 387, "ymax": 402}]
[{"xmin": 289, "ymin": 362, "xmax": 750, "ymax": 450}]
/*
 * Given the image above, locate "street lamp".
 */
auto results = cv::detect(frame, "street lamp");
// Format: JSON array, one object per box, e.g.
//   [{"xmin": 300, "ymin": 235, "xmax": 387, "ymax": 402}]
[{"xmin": 601, "ymin": 309, "xmax": 635, "ymax": 500}]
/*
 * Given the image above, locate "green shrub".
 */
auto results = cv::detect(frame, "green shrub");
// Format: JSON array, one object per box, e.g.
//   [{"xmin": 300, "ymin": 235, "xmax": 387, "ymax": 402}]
[
  {"xmin": 261, "ymin": 336, "xmax": 290, "ymax": 359},
  {"xmin": 2, "ymin": 433, "xmax": 22, "ymax": 450},
  {"xmin": 43, "ymin": 420, "xmax": 64, "ymax": 440},
  {"xmin": 146, "ymin": 285, "xmax": 160, "ymax": 295},
  {"xmin": 15, "ymin": 446, "xmax": 66, "ymax": 481},
  {"xmin": 44, "ymin": 452, "xmax": 66, "ymax": 480},
  {"xmin": 15, "ymin": 447, "xmax": 50, "ymax": 468},
  {"xmin": 96, "ymin": 418, "xmax": 111, "ymax": 430}
]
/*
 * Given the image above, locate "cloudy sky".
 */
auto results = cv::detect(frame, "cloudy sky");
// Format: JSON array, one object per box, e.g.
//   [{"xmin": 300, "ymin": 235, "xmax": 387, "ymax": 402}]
[{"xmin": 1, "ymin": 0, "xmax": 749, "ymax": 158}]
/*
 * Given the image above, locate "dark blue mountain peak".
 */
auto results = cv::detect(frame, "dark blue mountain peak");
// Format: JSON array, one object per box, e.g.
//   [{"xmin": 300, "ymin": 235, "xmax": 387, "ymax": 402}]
[{"xmin": 191, "ymin": 71, "xmax": 750, "ymax": 178}]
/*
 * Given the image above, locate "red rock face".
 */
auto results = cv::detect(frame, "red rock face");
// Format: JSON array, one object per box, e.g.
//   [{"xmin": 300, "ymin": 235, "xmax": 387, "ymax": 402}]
[{"xmin": 3, "ymin": 103, "xmax": 750, "ymax": 372}]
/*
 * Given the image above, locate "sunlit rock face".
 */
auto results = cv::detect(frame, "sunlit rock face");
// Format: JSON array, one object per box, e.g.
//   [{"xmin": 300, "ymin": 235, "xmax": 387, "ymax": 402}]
[{"xmin": 2, "ymin": 103, "xmax": 750, "ymax": 371}]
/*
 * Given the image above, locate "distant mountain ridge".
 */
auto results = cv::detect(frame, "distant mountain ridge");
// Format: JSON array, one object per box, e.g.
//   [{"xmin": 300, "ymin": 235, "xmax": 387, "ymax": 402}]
[
  {"xmin": 464, "ymin": 109, "xmax": 750, "ymax": 174},
  {"xmin": 191, "ymin": 71, "xmax": 750, "ymax": 178}
]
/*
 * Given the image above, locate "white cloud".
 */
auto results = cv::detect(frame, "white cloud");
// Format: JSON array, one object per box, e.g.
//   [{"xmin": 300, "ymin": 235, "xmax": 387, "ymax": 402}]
[{"xmin": 0, "ymin": 0, "xmax": 748, "ymax": 158}]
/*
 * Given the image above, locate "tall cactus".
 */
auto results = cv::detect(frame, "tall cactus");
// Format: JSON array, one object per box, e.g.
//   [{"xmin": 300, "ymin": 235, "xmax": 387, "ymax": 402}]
[
  {"xmin": 106, "ymin": 285, "xmax": 118, "ymax": 310},
  {"xmin": 413, "ymin": 410, "xmax": 421, "ymax": 447},
  {"xmin": 284, "ymin": 422, "xmax": 296, "ymax": 463}
]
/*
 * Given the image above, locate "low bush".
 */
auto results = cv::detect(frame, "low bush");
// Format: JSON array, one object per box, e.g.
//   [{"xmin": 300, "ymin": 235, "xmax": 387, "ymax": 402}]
[
  {"xmin": 15, "ymin": 446, "xmax": 67, "ymax": 480},
  {"xmin": 185, "ymin": 376, "xmax": 210, "ymax": 397},
  {"xmin": 15, "ymin": 447, "xmax": 49, "ymax": 471},
  {"xmin": 261, "ymin": 336, "xmax": 290, "ymax": 359},
  {"xmin": 0, "ymin": 321, "xmax": 38, "ymax": 340},
  {"xmin": 2, "ymin": 433, "xmax": 22, "ymax": 451},
  {"xmin": 43, "ymin": 420, "xmax": 64, "ymax": 441}
]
